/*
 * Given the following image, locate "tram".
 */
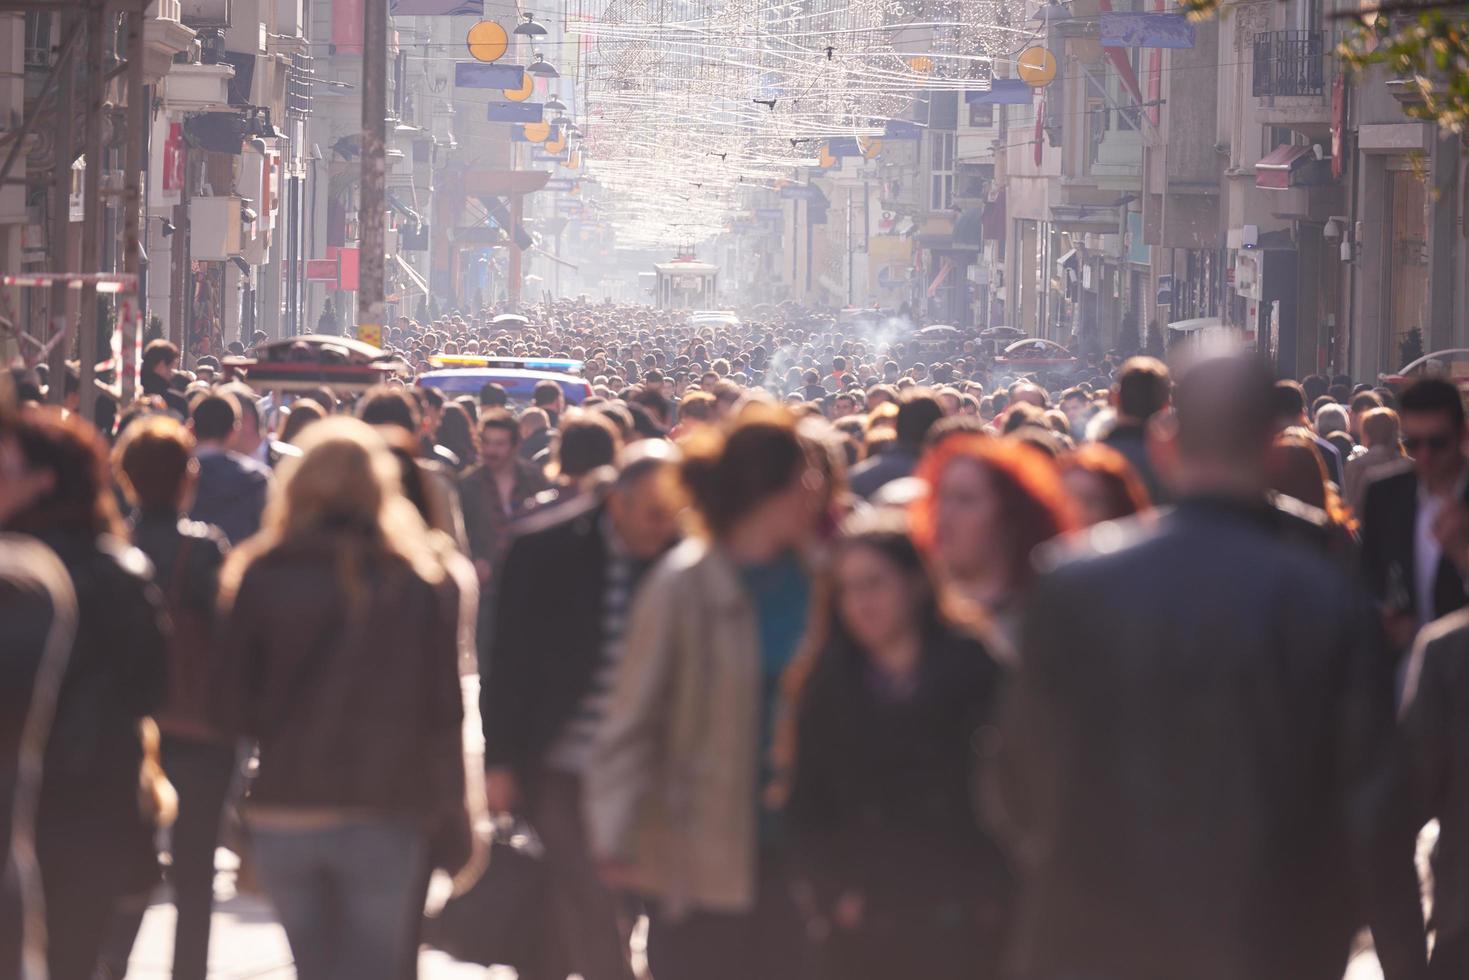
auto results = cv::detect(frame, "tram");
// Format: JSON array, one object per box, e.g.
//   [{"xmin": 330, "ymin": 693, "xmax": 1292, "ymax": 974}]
[{"xmin": 652, "ymin": 259, "xmax": 719, "ymax": 310}]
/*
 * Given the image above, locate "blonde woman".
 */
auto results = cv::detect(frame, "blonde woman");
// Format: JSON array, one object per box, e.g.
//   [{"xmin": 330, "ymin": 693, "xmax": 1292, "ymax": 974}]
[{"xmin": 214, "ymin": 417, "xmax": 469, "ymax": 980}]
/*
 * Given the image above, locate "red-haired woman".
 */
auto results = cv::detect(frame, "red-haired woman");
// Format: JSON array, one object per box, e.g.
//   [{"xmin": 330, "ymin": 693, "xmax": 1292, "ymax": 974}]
[
  {"xmin": 912, "ymin": 435, "xmax": 1080, "ymax": 660},
  {"xmin": 1057, "ymin": 443, "xmax": 1153, "ymax": 527}
]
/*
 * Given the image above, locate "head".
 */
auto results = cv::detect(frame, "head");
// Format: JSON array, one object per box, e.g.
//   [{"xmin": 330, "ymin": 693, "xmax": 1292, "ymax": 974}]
[
  {"xmin": 1315, "ymin": 402, "xmax": 1350, "ymax": 439},
  {"xmin": 479, "ymin": 382, "xmax": 509, "ymax": 409},
  {"xmin": 1360, "ymin": 407, "xmax": 1402, "ymax": 453},
  {"xmin": 1268, "ymin": 428, "xmax": 1333, "ymax": 513},
  {"xmin": 895, "ymin": 392, "xmax": 943, "ymax": 450},
  {"xmin": 4, "ymin": 407, "xmax": 122, "ymax": 537},
  {"xmin": 1269, "ymin": 380, "xmax": 1309, "ymax": 429},
  {"xmin": 826, "ymin": 511, "xmax": 942, "ymax": 655},
  {"xmin": 1398, "ymin": 377, "xmax": 1467, "ymax": 488},
  {"xmin": 1159, "ymin": 353, "xmax": 1278, "ymax": 497},
  {"xmin": 554, "ymin": 410, "xmax": 620, "ymax": 481},
  {"xmin": 519, "ymin": 407, "xmax": 550, "ymax": 441},
  {"xmin": 477, "ymin": 408, "xmax": 520, "ymax": 469},
  {"xmin": 117, "ymin": 415, "xmax": 198, "ymax": 514},
  {"xmin": 912, "ymin": 435, "xmax": 1079, "ymax": 593},
  {"xmin": 1059, "ymin": 443, "xmax": 1151, "ymax": 526},
  {"xmin": 142, "ymin": 339, "xmax": 180, "ymax": 381},
  {"xmin": 357, "ymin": 385, "xmax": 422, "ymax": 436},
  {"xmin": 1113, "ymin": 357, "xmax": 1170, "ymax": 423},
  {"xmin": 190, "ymin": 392, "xmax": 241, "ymax": 447},
  {"xmin": 606, "ymin": 440, "xmax": 686, "ymax": 560},
  {"xmin": 680, "ymin": 406, "xmax": 822, "ymax": 556},
  {"xmin": 533, "ymin": 379, "xmax": 565, "ymax": 416}
]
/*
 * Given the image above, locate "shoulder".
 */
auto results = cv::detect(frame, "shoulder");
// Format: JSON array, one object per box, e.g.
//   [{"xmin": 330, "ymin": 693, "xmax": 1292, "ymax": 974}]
[
  {"xmin": 178, "ymin": 519, "xmax": 230, "ymax": 558},
  {"xmin": 1363, "ymin": 467, "xmax": 1416, "ymax": 507},
  {"xmin": 96, "ymin": 533, "xmax": 157, "ymax": 584},
  {"xmin": 509, "ymin": 495, "xmax": 603, "ymax": 549},
  {"xmin": 1033, "ymin": 512, "xmax": 1162, "ymax": 581}
]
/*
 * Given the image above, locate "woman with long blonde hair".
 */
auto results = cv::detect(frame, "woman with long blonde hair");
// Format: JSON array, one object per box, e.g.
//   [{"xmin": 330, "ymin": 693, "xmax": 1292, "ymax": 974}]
[{"xmin": 214, "ymin": 417, "xmax": 470, "ymax": 980}]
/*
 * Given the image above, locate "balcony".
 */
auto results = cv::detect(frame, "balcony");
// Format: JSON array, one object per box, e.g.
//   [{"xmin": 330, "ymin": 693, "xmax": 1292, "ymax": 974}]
[
  {"xmin": 1253, "ymin": 30, "xmax": 1332, "ymax": 133},
  {"xmin": 1253, "ymin": 30, "xmax": 1325, "ymax": 98}
]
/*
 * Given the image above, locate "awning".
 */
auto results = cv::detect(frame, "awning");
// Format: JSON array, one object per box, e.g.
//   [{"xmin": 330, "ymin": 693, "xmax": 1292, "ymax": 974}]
[
  {"xmin": 391, "ymin": 254, "xmax": 429, "ymax": 296},
  {"xmin": 1168, "ymin": 316, "xmax": 1224, "ymax": 332},
  {"xmin": 1055, "ymin": 248, "xmax": 1080, "ymax": 273},
  {"xmin": 1256, "ymin": 145, "xmax": 1313, "ymax": 190}
]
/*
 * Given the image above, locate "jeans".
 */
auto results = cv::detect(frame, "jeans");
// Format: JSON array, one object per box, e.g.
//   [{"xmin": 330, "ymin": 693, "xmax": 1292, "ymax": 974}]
[
  {"xmin": 250, "ymin": 818, "xmax": 429, "ymax": 980},
  {"xmin": 162, "ymin": 737, "xmax": 238, "ymax": 980}
]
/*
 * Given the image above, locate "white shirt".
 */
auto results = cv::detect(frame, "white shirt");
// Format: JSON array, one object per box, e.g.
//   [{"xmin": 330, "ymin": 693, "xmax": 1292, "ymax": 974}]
[{"xmin": 1415, "ymin": 469, "xmax": 1469, "ymax": 625}]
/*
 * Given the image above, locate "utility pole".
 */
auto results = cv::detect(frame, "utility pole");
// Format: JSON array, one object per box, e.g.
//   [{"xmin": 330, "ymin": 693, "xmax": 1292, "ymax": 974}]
[
  {"xmin": 121, "ymin": 0, "xmax": 147, "ymax": 403},
  {"xmin": 78, "ymin": 1, "xmax": 105, "ymax": 422},
  {"xmin": 357, "ymin": 0, "xmax": 387, "ymax": 347},
  {"xmin": 47, "ymin": 13, "xmax": 77, "ymax": 406}
]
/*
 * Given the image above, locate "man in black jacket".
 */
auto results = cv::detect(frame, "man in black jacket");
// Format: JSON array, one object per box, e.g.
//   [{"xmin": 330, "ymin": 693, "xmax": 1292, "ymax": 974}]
[
  {"xmin": 1361, "ymin": 377, "xmax": 1469, "ymax": 656},
  {"xmin": 482, "ymin": 441, "xmax": 682, "ymax": 980},
  {"xmin": 998, "ymin": 353, "xmax": 1427, "ymax": 980}
]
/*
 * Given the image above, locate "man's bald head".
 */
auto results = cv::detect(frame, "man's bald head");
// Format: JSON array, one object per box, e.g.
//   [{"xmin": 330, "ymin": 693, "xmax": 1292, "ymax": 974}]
[{"xmin": 1172, "ymin": 354, "xmax": 1277, "ymax": 467}]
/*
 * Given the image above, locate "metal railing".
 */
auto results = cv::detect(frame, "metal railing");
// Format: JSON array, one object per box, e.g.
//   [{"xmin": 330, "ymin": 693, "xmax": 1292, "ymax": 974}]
[{"xmin": 1253, "ymin": 30, "xmax": 1326, "ymax": 98}]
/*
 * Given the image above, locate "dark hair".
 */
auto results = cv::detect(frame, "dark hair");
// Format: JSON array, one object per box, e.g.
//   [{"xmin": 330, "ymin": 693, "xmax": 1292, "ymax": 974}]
[
  {"xmin": 1269, "ymin": 380, "xmax": 1307, "ymax": 421},
  {"xmin": 556, "ymin": 410, "xmax": 620, "ymax": 480},
  {"xmin": 300, "ymin": 385, "xmax": 338, "ymax": 413},
  {"xmin": 630, "ymin": 386, "xmax": 671, "ymax": 423},
  {"xmin": 1116, "ymin": 357, "xmax": 1170, "ymax": 420},
  {"xmin": 118, "ymin": 415, "xmax": 195, "ymax": 511},
  {"xmin": 357, "ymin": 385, "xmax": 421, "ymax": 433},
  {"xmin": 479, "ymin": 382, "xmax": 509, "ymax": 408},
  {"xmin": 533, "ymin": 379, "xmax": 563, "ymax": 407},
  {"xmin": 895, "ymin": 392, "xmax": 943, "ymax": 448},
  {"xmin": 478, "ymin": 407, "xmax": 520, "ymax": 446},
  {"xmin": 1174, "ymin": 355, "xmax": 1278, "ymax": 463},
  {"xmin": 6, "ymin": 407, "xmax": 123, "ymax": 537},
  {"xmin": 142, "ymin": 338, "xmax": 180, "ymax": 374},
  {"xmin": 680, "ymin": 391, "xmax": 715, "ymax": 422},
  {"xmin": 1399, "ymin": 377, "xmax": 1466, "ymax": 430},
  {"xmin": 681, "ymin": 408, "xmax": 809, "ymax": 537},
  {"xmin": 436, "ymin": 402, "xmax": 477, "ymax": 467},
  {"xmin": 1349, "ymin": 390, "xmax": 1384, "ymax": 417},
  {"xmin": 280, "ymin": 400, "xmax": 325, "ymax": 445},
  {"xmin": 191, "ymin": 393, "xmax": 240, "ymax": 442}
]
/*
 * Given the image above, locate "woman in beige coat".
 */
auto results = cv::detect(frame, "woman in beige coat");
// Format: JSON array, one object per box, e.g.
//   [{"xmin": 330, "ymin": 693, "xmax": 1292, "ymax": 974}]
[{"xmin": 586, "ymin": 406, "xmax": 825, "ymax": 980}]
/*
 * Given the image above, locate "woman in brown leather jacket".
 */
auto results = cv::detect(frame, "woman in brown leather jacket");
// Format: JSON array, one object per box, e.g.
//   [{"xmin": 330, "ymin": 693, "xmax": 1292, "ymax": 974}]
[{"xmin": 214, "ymin": 417, "xmax": 470, "ymax": 980}]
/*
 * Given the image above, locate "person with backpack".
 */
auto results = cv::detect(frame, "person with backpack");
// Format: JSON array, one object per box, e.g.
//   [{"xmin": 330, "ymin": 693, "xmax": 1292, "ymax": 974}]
[{"xmin": 116, "ymin": 416, "xmax": 234, "ymax": 980}]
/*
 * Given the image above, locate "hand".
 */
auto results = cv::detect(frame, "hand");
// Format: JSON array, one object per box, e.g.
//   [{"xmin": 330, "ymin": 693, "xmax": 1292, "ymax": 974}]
[
  {"xmin": 1433, "ymin": 503, "xmax": 1469, "ymax": 572},
  {"xmin": 484, "ymin": 767, "xmax": 519, "ymax": 814},
  {"xmin": 832, "ymin": 890, "xmax": 864, "ymax": 931}
]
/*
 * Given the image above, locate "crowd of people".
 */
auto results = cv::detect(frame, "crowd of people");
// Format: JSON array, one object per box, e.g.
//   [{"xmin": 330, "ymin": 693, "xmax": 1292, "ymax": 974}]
[{"xmin": 2, "ymin": 300, "xmax": 1467, "ymax": 980}]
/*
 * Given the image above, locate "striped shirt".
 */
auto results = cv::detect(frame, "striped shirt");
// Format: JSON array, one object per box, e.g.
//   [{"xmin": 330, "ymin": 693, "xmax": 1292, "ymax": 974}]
[{"xmin": 544, "ymin": 516, "xmax": 644, "ymax": 774}]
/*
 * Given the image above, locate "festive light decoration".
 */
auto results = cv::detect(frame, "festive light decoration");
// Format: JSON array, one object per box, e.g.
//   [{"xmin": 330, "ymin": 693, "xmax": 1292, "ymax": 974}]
[{"xmin": 565, "ymin": 0, "xmax": 1029, "ymax": 247}]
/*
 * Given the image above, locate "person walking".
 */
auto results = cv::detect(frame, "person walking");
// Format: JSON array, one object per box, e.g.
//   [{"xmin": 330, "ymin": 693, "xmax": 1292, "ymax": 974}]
[
  {"xmin": 213, "ymin": 418, "xmax": 471, "ymax": 980},
  {"xmin": 115, "ymin": 416, "xmax": 234, "ymax": 980},
  {"xmin": 996, "ymin": 354, "xmax": 1428, "ymax": 980},
  {"xmin": 783, "ymin": 513, "xmax": 1012, "ymax": 980},
  {"xmin": 483, "ymin": 442, "xmax": 683, "ymax": 980},
  {"xmin": 188, "ymin": 392, "xmax": 273, "ymax": 545},
  {"xmin": 4, "ymin": 408, "xmax": 170, "ymax": 980},
  {"xmin": 586, "ymin": 407, "xmax": 824, "ymax": 980}
]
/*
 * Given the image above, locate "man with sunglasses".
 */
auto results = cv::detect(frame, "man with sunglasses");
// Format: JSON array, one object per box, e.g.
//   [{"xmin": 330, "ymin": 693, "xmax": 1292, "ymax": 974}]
[{"xmin": 1361, "ymin": 377, "xmax": 1469, "ymax": 659}]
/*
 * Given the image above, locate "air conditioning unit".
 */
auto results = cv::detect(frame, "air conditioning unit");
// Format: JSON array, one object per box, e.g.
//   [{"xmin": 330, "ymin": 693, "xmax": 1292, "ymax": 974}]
[{"xmin": 190, "ymin": 195, "xmax": 243, "ymax": 260}]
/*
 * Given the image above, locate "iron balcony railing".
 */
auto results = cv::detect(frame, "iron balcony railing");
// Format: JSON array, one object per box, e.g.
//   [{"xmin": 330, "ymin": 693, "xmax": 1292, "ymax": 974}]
[{"xmin": 1253, "ymin": 29, "xmax": 1326, "ymax": 98}]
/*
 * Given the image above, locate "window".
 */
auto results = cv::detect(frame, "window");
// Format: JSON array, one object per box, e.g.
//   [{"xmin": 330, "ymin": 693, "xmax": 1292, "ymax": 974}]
[
  {"xmin": 929, "ymin": 131, "xmax": 955, "ymax": 211},
  {"xmin": 24, "ymin": 12, "xmax": 53, "ymax": 69},
  {"xmin": 968, "ymin": 102, "xmax": 994, "ymax": 128}
]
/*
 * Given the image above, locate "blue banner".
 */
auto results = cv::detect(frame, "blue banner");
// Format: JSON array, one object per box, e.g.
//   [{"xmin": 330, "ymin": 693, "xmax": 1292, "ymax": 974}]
[
  {"xmin": 826, "ymin": 137, "xmax": 865, "ymax": 158},
  {"xmin": 779, "ymin": 184, "xmax": 829, "ymax": 205},
  {"xmin": 755, "ymin": 207, "xmax": 784, "ymax": 220},
  {"xmin": 486, "ymin": 101, "xmax": 543, "ymax": 123},
  {"xmin": 455, "ymin": 62, "xmax": 525, "ymax": 89},
  {"xmin": 965, "ymin": 79, "xmax": 1033, "ymax": 105},
  {"xmin": 883, "ymin": 119, "xmax": 922, "ymax": 140},
  {"xmin": 1100, "ymin": 12, "xmax": 1196, "ymax": 48},
  {"xmin": 544, "ymin": 178, "xmax": 578, "ymax": 191}
]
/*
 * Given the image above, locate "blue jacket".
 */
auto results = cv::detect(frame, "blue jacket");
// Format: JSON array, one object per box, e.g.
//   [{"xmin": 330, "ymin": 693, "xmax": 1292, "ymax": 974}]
[{"xmin": 190, "ymin": 449, "xmax": 272, "ymax": 545}]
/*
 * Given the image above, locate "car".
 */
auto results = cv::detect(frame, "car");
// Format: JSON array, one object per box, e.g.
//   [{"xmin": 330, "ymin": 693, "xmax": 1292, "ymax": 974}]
[
  {"xmin": 1380, "ymin": 348, "xmax": 1469, "ymax": 395},
  {"xmin": 429, "ymin": 354, "xmax": 584, "ymax": 376},
  {"xmin": 491, "ymin": 313, "xmax": 530, "ymax": 331},
  {"xmin": 222, "ymin": 334, "xmax": 409, "ymax": 394},
  {"xmin": 994, "ymin": 339, "xmax": 1080, "ymax": 378},
  {"xmin": 687, "ymin": 310, "xmax": 741, "ymax": 329},
  {"xmin": 416, "ymin": 366, "xmax": 594, "ymax": 406}
]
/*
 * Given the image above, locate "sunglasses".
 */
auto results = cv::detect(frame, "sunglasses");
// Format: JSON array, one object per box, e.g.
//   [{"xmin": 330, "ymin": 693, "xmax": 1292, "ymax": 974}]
[{"xmin": 1404, "ymin": 434, "xmax": 1456, "ymax": 453}]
